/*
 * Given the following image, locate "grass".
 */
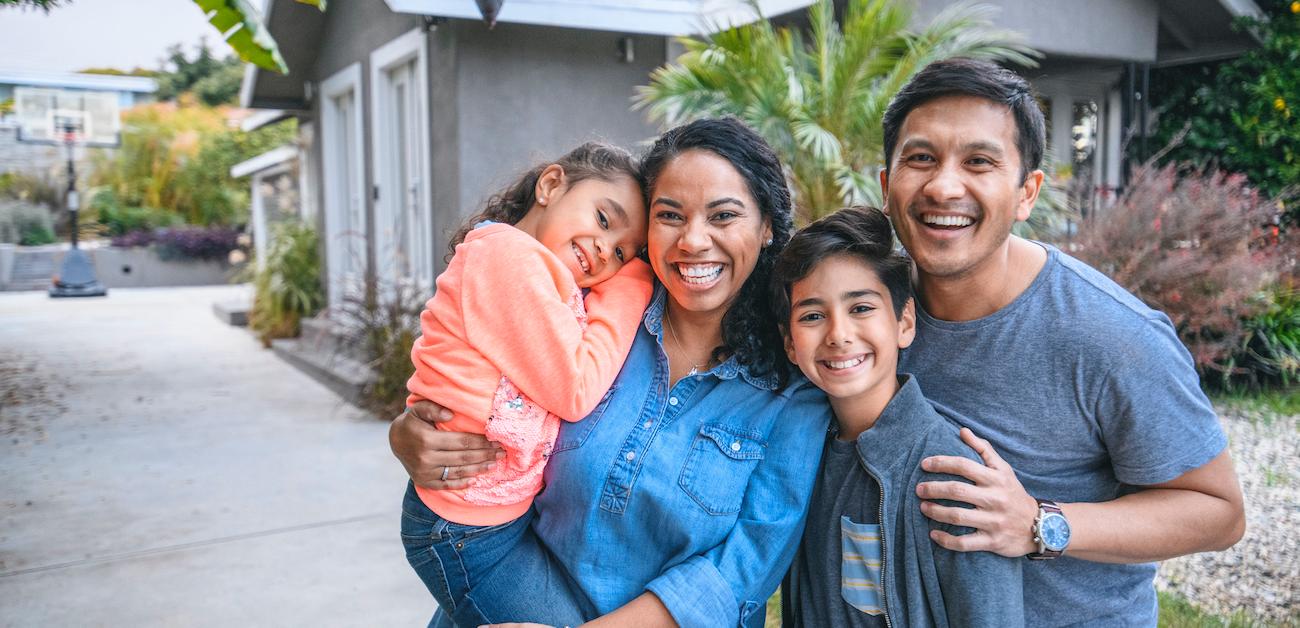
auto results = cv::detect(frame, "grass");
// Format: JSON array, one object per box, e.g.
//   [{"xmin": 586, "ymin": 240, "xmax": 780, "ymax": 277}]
[
  {"xmin": 1212, "ymin": 385, "xmax": 1300, "ymax": 427},
  {"xmin": 1157, "ymin": 591, "xmax": 1262, "ymax": 627}
]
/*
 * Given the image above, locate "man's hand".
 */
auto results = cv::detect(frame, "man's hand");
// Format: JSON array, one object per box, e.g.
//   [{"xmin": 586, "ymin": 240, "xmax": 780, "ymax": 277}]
[
  {"xmin": 915, "ymin": 427, "xmax": 1040, "ymax": 557},
  {"xmin": 389, "ymin": 400, "xmax": 504, "ymax": 490}
]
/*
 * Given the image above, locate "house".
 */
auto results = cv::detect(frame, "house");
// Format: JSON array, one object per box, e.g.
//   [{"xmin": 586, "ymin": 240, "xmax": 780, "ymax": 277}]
[
  {"xmin": 909, "ymin": 0, "xmax": 1263, "ymax": 211},
  {"xmin": 241, "ymin": 0, "xmax": 1261, "ymax": 312},
  {"xmin": 0, "ymin": 68, "xmax": 157, "ymax": 175}
]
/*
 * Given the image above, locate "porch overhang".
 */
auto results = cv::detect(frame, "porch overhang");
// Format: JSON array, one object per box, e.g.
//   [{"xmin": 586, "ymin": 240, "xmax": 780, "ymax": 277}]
[{"xmin": 383, "ymin": 0, "xmax": 816, "ymax": 35}]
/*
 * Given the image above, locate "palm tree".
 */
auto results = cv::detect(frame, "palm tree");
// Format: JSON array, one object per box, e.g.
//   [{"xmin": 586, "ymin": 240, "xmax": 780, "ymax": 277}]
[{"xmin": 635, "ymin": 0, "xmax": 1041, "ymax": 223}]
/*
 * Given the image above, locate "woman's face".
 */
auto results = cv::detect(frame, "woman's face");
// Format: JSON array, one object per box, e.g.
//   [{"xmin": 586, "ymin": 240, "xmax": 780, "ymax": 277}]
[{"xmin": 647, "ymin": 149, "xmax": 773, "ymax": 319}]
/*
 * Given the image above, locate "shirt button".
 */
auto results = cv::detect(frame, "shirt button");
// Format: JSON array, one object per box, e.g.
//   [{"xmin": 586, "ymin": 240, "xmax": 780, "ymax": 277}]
[
  {"xmin": 668, "ymin": 397, "xmax": 679, "ymax": 406},
  {"xmin": 643, "ymin": 421, "xmax": 652, "ymax": 429},
  {"xmin": 730, "ymin": 441, "xmax": 741, "ymax": 452},
  {"xmin": 625, "ymin": 451, "xmax": 636, "ymax": 461}
]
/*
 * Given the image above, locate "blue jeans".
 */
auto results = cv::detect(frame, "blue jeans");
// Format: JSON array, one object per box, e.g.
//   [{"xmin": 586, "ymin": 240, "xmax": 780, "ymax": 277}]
[{"xmin": 400, "ymin": 482, "xmax": 593, "ymax": 627}]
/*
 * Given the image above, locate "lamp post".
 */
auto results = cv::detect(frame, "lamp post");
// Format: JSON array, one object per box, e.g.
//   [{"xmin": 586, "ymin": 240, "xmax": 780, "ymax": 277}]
[{"xmin": 49, "ymin": 120, "xmax": 106, "ymax": 298}]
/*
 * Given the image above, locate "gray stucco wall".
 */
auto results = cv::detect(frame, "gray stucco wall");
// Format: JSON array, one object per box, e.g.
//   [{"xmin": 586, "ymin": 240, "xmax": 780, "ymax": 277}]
[
  {"xmin": 911, "ymin": 0, "xmax": 1159, "ymax": 62},
  {"xmin": 452, "ymin": 22, "xmax": 665, "ymax": 227}
]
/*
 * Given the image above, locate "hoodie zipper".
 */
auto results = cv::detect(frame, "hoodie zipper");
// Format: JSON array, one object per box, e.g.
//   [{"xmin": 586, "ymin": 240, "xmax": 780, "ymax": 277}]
[{"xmin": 862, "ymin": 462, "xmax": 893, "ymax": 628}]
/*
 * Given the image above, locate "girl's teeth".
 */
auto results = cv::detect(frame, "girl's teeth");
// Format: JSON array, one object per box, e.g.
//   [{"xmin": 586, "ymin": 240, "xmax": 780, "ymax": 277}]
[{"xmin": 573, "ymin": 244, "xmax": 590, "ymax": 272}]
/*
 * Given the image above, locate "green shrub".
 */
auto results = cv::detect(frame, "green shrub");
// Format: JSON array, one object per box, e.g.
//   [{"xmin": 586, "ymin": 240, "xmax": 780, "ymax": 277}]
[
  {"xmin": 0, "ymin": 199, "xmax": 56, "ymax": 245},
  {"xmin": 0, "ymin": 171, "xmax": 62, "ymax": 208},
  {"xmin": 1237, "ymin": 285, "xmax": 1300, "ymax": 388},
  {"xmin": 248, "ymin": 222, "xmax": 323, "ymax": 347},
  {"xmin": 89, "ymin": 190, "xmax": 183, "ymax": 236}
]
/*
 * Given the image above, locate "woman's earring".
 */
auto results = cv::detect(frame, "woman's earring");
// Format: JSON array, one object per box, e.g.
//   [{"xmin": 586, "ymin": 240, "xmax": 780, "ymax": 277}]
[
  {"xmin": 764, "ymin": 238, "xmax": 773, "ymax": 247},
  {"xmin": 538, "ymin": 197, "xmax": 547, "ymax": 206}
]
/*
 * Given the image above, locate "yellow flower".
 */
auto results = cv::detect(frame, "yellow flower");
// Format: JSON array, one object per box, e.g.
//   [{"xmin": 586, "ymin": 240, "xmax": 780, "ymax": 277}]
[
  {"xmin": 1292, "ymin": 1, "xmax": 1299, "ymax": 13},
  {"xmin": 1277, "ymin": 98, "xmax": 1288, "ymax": 111}
]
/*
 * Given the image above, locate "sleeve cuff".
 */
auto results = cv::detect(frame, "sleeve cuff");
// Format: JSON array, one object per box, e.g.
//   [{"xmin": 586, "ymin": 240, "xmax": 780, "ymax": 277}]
[{"xmin": 645, "ymin": 556, "xmax": 740, "ymax": 628}]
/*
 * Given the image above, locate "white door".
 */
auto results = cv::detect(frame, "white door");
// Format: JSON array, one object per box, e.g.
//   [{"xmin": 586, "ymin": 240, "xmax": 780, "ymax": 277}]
[
  {"xmin": 321, "ymin": 63, "xmax": 367, "ymax": 311},
  {"xmin": 371, "ymin": 30, "xmax": 432, "ymax": 297}
]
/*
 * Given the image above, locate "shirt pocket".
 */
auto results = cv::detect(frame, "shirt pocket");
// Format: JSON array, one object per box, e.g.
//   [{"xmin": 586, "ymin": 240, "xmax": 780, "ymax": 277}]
[
  {"xmin": 840, "ymin": 516, "xmax": 884, "ymax": 616},
  {"xmin": 551, "ymin": 384, "xmax": 618, "ymax": 454},
  {"xmin": 678, "ymin": 423, "xmax": 766, "ymax": 515}
]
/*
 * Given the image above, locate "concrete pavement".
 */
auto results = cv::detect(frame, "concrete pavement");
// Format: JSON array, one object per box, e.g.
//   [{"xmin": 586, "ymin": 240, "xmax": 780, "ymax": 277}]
[{"xmin": 0, "ymin": 285, "xmax": 433, "ymax": 627}]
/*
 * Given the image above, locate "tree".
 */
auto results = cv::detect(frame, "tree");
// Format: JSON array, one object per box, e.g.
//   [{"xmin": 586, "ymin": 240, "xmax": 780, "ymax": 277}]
[
  {"xmin": 0, "ymin": 0, "xmax": 68, "ymax": 11},
  {"xmin": 635, "ymin": 0, "xmax": 1038, "ymax": 222},
  {"xmin": 1144, "ymin": 0, "xmax": 1299, "ymax": 204}
]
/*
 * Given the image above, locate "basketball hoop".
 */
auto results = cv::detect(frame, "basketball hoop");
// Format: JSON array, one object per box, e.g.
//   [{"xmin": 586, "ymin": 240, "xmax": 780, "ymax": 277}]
[{"xmin": 14, "ymin": 87, "xmax": 119, "ymax": 148}]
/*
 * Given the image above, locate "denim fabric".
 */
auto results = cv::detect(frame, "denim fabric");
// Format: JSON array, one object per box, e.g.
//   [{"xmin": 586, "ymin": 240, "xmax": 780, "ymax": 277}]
[
  {"xmin": 526, "ymin": 286, "xmax": 831, "ymax": 627},
  {"xmin": 401, "ymin": 482, "xmax": 590, "ymax": 627}
]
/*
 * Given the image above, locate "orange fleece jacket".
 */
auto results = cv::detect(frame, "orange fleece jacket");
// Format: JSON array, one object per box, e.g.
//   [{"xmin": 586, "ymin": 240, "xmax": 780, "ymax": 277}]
[{"xmin": 406, "ymin": 223, "xmax": 653, "ymax": 524}]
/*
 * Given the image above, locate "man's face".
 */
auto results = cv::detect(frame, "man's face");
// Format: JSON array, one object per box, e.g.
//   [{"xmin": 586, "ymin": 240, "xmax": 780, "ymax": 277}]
[{"xmin": 880, "ymin": 94, "xmax": 1042, "ymax": 281}]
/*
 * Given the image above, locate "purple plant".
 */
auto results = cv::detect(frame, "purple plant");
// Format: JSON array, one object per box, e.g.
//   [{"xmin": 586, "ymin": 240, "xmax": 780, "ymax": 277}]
[
  {"xmin": 111, "ymin": 229, "xmax": 156, "ymax": 248},
  {"xmin": 152, "ymin": 226, "xmax": 242, "ymax": 262}
]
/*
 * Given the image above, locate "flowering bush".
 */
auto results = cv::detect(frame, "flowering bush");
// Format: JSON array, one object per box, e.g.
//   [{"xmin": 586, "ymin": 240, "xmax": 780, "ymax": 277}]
[
  {"xmin": 1065, "ymin": 163, "xmax": 1295, "ymax": 384},
  {"xmin": 153, "ymin": 226, "xmax": 242, "ymax": 262},
  {"xmin": 109, "ymin": 229, "xmax": 156, "ymax": 248}
]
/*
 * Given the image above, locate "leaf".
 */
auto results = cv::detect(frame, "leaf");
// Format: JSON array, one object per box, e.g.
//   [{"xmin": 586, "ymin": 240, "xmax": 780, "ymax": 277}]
[{"xmin": 192, "ymin": 0, "xmax": 289, "ymax": 74}]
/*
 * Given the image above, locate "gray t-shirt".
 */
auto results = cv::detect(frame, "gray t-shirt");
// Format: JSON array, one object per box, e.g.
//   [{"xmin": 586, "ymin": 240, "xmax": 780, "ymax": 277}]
[
  {"xmin": 785, "ymin": 435, "xmax": 887, "ymax": 628},
  {"xmin": 898, "ymin": 243, "xmax": 1227, "ymax": 627}
]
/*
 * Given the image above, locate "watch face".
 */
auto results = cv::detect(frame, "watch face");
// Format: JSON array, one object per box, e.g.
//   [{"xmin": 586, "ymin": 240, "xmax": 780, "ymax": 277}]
[{"xmin": 1040, "ymin": 512, "xmax": 1071, "ymax": 551}]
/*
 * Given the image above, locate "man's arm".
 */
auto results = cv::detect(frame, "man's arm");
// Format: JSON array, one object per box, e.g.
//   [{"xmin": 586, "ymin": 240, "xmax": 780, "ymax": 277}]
[{"xmin": 915, "ymin": 427, "xmax": 1245, "ymax": 562}]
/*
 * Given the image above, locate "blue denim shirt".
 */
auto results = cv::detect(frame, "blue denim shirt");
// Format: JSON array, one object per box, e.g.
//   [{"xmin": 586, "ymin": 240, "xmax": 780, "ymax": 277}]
[{"xmin": 532, "ymin": 286, "xmax": 830, "ymax": 627}]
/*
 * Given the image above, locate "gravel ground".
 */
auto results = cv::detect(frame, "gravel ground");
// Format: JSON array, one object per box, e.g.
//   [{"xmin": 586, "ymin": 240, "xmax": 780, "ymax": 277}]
[{"xmin": 1156, "ymin": 404, "xmax": 1300, "ymax": 625}]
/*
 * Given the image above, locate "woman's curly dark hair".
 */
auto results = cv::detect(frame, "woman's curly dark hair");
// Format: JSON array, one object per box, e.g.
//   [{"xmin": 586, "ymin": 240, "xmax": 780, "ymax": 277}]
[
  {"xmin": 641, "ymin": 117, "xmax": 795, "ymax": 385},
  {"xmin": 446, "ymin": 141, "xmax": 643, "ymax": 260}
]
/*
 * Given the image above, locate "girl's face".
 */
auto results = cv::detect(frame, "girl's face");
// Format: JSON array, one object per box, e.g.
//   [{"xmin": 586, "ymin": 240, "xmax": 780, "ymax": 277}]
[
  {"xmin": 647, "ymin": 150, "xmax": 772, "ymax": 319},
  {"xmin": 520, "ymin": 169, "xmax": 647, "ymax": 289}
]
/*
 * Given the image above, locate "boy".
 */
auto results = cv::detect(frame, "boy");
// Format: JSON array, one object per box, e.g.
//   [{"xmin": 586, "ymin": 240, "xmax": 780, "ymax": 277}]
[{"xmin": 773, "ymin": 207, "xmax": 1022, "ymax": 627}]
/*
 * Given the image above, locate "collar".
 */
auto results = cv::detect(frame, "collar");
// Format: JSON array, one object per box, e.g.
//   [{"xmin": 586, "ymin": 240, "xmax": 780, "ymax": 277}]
[
  {"xmin": 643, "ymin": 286, "xmax": 781, "ymax": 392},
  {"xmin": 853, "ymin": 374, "xmax": 950, "ymax": 473}
]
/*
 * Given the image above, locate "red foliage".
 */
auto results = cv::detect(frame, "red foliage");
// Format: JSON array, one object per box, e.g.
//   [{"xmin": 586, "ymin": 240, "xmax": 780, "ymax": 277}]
[{"xmin": 1066, "ymin": 163, "xmax": 1294, "ymax": 379}]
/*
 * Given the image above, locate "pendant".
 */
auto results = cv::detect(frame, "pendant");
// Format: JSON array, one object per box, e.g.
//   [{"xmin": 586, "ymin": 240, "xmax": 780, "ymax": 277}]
[{"xmin": 687, "ymin": 366, "xmax": 699, "ymax": 377}]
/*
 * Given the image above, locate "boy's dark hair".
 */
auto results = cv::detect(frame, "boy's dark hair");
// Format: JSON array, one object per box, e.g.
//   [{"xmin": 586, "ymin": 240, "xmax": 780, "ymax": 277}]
[
  {"xmin": 771, "ymin": 207, "xmax": 913, "ymax": 332},
  {"xmin": 882, "ymin": 58, "xmax": 1046, "ymax": 183},
  {"xmin": 641, "ymin": 116, "xmax": 795, "ymax": 383},
  {"xmin": 448, "ymin": 141, "xmax": 643, "ymax": 260}
]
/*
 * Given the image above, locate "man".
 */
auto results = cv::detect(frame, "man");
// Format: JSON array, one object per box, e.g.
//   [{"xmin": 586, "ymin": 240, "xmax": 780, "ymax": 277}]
[{"xmin": 880, "ymin": 58, "xmax": 1244, "ymax": 626}]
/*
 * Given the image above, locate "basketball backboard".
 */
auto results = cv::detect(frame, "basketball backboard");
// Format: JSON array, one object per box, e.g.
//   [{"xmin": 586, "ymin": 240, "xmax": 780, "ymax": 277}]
[{"xmin": 14, "ymin": 87, "xmax": 121, "ymax": 147}]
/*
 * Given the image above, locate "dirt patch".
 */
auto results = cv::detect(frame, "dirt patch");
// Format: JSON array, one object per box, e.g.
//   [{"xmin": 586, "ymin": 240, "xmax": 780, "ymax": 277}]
[{"xmin": 0, "ymin": 354, "xmax": 65, "ymax": 443}]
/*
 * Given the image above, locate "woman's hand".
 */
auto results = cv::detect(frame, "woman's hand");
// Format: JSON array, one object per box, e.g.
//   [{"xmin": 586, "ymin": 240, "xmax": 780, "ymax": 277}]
[{"xmin": 389, "ymin": 400, "xmax": 504, "ymax": 490}]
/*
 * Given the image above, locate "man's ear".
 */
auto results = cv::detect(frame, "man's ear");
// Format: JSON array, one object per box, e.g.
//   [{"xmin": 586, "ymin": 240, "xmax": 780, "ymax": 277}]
[
  {"xmin": 1016, "ymin": 169, "xmax": 1045, "ymax": 222},
  {"xmin": 534, "ymin": 164, "xmax": 567, "ymax": 206},
  {"xmin": 878, "ymin": 169, "xmax": 890, "ymax": 214},
  {"xmin": 897, "ymin": 297, "xmax": 917, "ymax": 350}
]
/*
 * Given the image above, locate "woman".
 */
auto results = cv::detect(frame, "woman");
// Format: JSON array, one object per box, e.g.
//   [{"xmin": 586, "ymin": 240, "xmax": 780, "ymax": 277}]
[{"xmin": 390, "ymin": 118, "xmax": 830, "ymax": 627}]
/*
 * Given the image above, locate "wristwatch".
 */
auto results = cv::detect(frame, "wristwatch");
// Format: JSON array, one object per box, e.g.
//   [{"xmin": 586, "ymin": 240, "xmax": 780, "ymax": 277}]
[{"xmin": 1028, "ymin": 499, "xmax": 1071, "ymax": 560}]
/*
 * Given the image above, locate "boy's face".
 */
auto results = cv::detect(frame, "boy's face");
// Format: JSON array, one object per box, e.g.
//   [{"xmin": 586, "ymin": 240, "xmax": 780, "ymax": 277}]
[{"xmin": 785, "ymin": 255, "xmax": 915, "ymax": 408}]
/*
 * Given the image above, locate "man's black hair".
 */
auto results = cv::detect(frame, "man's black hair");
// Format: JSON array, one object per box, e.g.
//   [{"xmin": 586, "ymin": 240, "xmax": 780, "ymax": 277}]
[{"xmin": 882, "ymin": 58, "xmax": 1046, "ymax": 182}]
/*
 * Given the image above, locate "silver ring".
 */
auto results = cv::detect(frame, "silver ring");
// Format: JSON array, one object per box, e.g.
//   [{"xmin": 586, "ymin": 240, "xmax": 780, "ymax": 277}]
[{"xmin": 440, "ymin": 466, "xmax": 450, "ymax": 482}]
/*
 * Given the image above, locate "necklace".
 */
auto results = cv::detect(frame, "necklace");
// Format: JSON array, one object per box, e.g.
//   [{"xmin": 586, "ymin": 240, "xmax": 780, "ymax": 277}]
[{"xmin": 664, "ymin": 312, "xmax": 708, "ymax": 376}]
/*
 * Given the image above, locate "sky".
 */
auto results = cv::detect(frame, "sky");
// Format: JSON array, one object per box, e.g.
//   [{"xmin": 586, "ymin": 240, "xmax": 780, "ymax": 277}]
[{"xmin": 0, "ymin": 0, "xmax": 220, "ymax": 73}]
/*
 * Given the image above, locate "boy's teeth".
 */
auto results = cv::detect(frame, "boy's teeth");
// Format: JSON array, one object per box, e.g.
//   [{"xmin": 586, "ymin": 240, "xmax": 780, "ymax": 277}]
[
  {"xmin": 677, "ymin": 264, "xmax": 722, "ymax": 284},
  {"xmin": 824, "ymin": 356, "xmax": 865, "ymax": 369},
  {"xmin": 922, "ymin": 214, "xmax": 974, "ymax": 227}
]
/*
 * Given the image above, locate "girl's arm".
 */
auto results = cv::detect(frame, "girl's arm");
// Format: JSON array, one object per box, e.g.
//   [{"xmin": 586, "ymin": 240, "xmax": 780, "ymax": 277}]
[{"xmin": 457, "ymin": 230, "xmax": 653, "ymax": 420}]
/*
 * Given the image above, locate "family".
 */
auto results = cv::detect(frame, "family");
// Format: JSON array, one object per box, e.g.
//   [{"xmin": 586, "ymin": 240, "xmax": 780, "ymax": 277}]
[{"xmin": 387, "ymin": 58, "xmax": 1246, "ymax": 627}]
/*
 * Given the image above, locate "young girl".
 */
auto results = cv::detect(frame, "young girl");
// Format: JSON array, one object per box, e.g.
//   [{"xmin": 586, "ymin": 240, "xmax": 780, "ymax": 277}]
[{"xmin": 400, "ymin": 142, "xmax": 653, "ymax": 626}]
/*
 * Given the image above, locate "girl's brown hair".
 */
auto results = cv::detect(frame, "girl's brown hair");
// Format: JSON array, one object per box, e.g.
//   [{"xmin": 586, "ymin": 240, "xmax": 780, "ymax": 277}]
[{"xmin": 446, "ymin": 141, "xmax": 643, "ymax": 260}]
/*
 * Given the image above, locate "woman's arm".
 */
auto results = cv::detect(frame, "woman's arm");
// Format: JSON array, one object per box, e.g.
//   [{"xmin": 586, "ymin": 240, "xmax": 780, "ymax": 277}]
[
  {"xmin": 644, "ymin": 384, "xmax": 829, "ymax": 627},
  {"xmin": 389, "ymin": 400, "xmax": 504, "ymax": 489}
]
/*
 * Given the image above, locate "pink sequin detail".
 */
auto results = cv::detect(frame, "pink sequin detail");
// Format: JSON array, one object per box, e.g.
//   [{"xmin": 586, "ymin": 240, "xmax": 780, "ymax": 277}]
[{"xmin": 462, "ymin": 286, "xmax": 589, "ymax": 505}]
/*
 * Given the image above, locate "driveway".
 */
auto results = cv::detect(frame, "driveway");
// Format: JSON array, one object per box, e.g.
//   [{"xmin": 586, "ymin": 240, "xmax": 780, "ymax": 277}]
[{"xmin": 0, "ymin": 285, "xmax": 432, "ymax": 626}]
